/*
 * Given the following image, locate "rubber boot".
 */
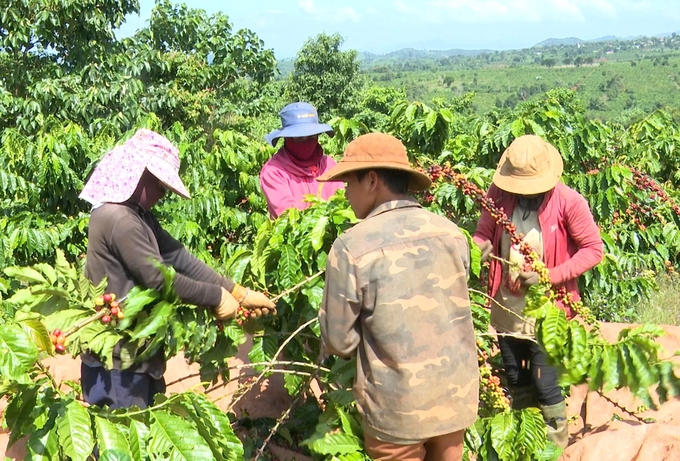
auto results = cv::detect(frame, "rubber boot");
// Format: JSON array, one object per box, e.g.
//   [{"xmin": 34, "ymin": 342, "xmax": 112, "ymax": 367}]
[
  {"xmin": 510, "ymin": 386, "xmax": 539, "ymax": 410},
  {"xmin": 540, "ymin": 401, "xmax": 569, "ymax": 449}
]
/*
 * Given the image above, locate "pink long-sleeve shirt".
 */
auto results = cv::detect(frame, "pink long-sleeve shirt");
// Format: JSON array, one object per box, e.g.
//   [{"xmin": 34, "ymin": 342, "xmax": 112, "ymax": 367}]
[
  {"xmin": 259, "ymin": 148, "xmax": 344, "ymax": 219},
  {"xmin": 473, "ymin": 182, "xmax": 604, "ymax": 318}
]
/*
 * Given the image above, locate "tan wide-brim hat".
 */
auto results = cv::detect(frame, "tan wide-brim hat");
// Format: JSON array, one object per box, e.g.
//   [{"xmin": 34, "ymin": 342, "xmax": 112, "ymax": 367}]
[
  {"xmin": 317, "ymin": 133, "xmax": 432, "ymax": 191},
  {"xmin": 493, "ymin": 135, "xmax": 564, "ymax": 195}
]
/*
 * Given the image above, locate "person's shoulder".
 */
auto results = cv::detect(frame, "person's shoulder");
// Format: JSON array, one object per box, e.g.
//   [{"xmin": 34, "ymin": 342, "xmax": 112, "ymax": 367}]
[
  {"xmin": 261, "ymin": 151, "xmax": 294, "ymax": 176},
  {"xmin": 89, "ymin": 204, "xmax": 144, "ymax": 239},
  {"xmin": 554, "ymin": 182, "xmax": 587, "ymax": 202},
  {"xmin": 332, "ymin": 219, "xmax": 368, "ymax": 255},
  {"xmin": 335, "ymin": 220, "xmax": 361, "ymax": 241},
  {"xmin": 111, "ymin": 204, "xmax": 155, "ymax": 228},
  {"xmin": 329, "ymin": 233, "xmax": 356, "ymax": 262},
  {"xmin": 417, "ymin": 208, "xmax": 467, "ymax": 236},
  {"xmin": 342, "ymin": 206, "xmax": 465, "ymax": 247},
  {"xmin": 321, "ymin": 154, "xmax": 338, "ymax": 168},
  {"xmin": 263, "ymin": 149, "xmax": 290, "ymax": 167},
  {"xmin": 91, "ymin": 203, "xmax": 136, "ymax": 221}
]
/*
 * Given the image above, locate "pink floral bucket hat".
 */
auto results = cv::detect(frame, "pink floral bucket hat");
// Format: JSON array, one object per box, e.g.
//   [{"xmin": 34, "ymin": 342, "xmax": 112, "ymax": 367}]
[{"xmin": 79, "ymin": 129, "xmax": 190, "ymax": 206}]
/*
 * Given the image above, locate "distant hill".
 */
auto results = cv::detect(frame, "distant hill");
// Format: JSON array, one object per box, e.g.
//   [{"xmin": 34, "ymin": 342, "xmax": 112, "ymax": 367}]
[
  {"xmin": 534, "ymin": 37, "xmax": 585, "ymax": 47},
  {"xmin": 275, "ymin": 30, "xmax": 680, "ymax": 75},
  {"xmin": 533, "ymin": 32, "xmax": 679, "ymax": 48},
  {"xmin": 359, "ymin": 47, "xmax": 490, "ymax": 63},
  {"xmin": 275, "ymin": 48, "xmax": 493, "ymax": 75},
  {"xmin": 592, "ymin": 35, "xmax": 618, "ymax": 42}
]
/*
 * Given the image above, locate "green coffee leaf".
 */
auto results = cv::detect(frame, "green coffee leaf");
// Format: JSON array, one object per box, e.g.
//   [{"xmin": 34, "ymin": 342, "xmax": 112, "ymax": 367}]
[
  {"xmin": 95, "ymin": 416, "xmax": 131, "ymax": 457},
  {"xmin": 100, "ymin": 449, "xmax": 133, "ymax": 461},
  {"xmin": 130, "ymin": 300, "xmax": 175, "ymax": 340},
  {"xmin": 148, "ymin": 411, "xmax": 213, "ymax": 461},
  {"xmin": 128, "ymin": 419, "xmax": 150, "ymax": 461},
  {"xmin": 0, "ymin": 323, "xmax": 39, "ymax": 381},
  {"xmin": 57, "ymin": 399, "xmax": 95, "ymax": 461},
  {"xmin": 19, "ymin": 317, "xmax": 52, "ymax": 353}
]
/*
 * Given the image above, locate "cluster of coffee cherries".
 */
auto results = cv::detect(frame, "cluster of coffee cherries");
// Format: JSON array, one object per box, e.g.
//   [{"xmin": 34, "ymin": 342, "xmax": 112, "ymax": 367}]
[
  {"xmin": 428, "ymin": 164, "xmax": 593, "ymax": 320},
  {"xmin": 235, "ymin": 306, "xmax": 251, "ymax": 326},
  {"xmin": 216, "ymin": 308, "xmax": 252, "ymax": 331},
  {"xmin": 50, "ymin": 329, "xmax": 68, "ymax": 354},
  {"xmin": 235, "ymin": 304, "xmax": 277, "ymax": 326},
  {"xmin": 216, "ymin": 305, "xmax": 279, "ymax": 331},
  {"xmin": 524, "ymin": 250, "xmax": 551, "ymax": 285},
  {"xmin": 631, "ymin": 167, "xmax": 680, "ymax": 216},
  {"xmin": 477, "ymin": 343, "xmax": 510, "ymax": 412},
  {"xmin": 428, "ymin": 165, "xmax": 525, "ymax": 244},
  {"xmin": 94, "ymin": 293, "xmax": 124, "ymax": 326},
  {"xmin": 626, "ymin": 201, "xmax": 664, "ymax": 230},
  {"xmin": 553, "ymin": 286, "xmax": 596, "ymax": 325}
]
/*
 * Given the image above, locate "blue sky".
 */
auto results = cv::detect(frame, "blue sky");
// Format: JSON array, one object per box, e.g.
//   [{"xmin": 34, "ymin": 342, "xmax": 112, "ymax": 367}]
[{"xmin": 118, "ymin": 0, "xmax": 679, "ymax": 59}]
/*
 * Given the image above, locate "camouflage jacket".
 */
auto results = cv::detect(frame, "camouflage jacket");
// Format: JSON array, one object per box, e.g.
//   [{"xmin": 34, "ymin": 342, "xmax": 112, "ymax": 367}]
[{"xmin": 320, "ymin": 199, "xmax": 479, "ymax": 441}]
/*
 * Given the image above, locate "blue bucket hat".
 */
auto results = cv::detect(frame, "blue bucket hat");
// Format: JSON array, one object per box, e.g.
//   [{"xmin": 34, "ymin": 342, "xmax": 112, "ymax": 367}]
[{"xmin": 265, "ymin": 102, "xmax": 335, "ymax": 147}]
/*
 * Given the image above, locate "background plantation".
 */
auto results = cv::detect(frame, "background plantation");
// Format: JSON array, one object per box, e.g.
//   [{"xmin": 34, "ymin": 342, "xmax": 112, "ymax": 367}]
[
  {"xmin": 366, "ymin": 55, "xmax": 680, "ymax": 122},
  {"xmin": 276, "ymin": 33, "xmax": 680, "ymax": 122},
  {"xmin": 2, "ymin": 1, "xmax": 680, "ymax": 460}
]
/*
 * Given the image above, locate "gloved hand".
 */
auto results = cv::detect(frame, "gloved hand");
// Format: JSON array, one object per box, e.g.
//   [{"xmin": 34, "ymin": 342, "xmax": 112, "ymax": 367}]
[
  {"xmin": 517, "ymin": 271, "xmax": 540, "ymax": 287},
  {"xmin": 213, "ymin": 287, "xmax": 239, "ymax": 320},
  {"xmin": 231, "ymin": 284, "xmax": 277, "ymax": 319},
  {"xmin": 476, "ymin": 240, "xmax": 493, "ymax": 263}
]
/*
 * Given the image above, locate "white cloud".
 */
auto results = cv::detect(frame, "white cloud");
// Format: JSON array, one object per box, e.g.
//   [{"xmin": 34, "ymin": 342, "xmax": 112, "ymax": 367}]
[
  {"xmin": 547, "ymin": 0, "xmax": 585, "ymax": 20},
  {"xmin": 395, "ymin": 1, "xmax": 410, "ymax": 13},
  {"xmin": 339, "ymin": 7, "xmax": 360, "ymax": 22},
  {"xmin": 581, "ymin": 0, "xmax": 618, "ymax": 18},
  {"xmin": 299, "ymin": 0, "xmax": 315, "ymax": 14},
  {"xmin": 298, "ymin": 0, "xmax": 360, "ymax": 22},
  {"xmin": 390, "ymin": 0, "xmax": 661, "ymax": 24},
  {"xmin": 400, "ymin": 0, "xmax": 536, "ymax": 23}
]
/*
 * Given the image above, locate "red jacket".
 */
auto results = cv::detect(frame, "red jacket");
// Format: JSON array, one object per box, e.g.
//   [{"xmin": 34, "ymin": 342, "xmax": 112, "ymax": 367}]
[{"xmin": 473, "ymin": 182, "xmax": 604, "ymax": 317}]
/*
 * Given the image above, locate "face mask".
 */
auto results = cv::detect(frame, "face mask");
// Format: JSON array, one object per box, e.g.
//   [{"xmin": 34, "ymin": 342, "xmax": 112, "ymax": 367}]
[
  {"xmin": 284, "ymin": 138, "xmax": 319, "ymax": 161},
  {"xmin": 517, "ymin": 194, "xmax": 544, "ymax": 212}
]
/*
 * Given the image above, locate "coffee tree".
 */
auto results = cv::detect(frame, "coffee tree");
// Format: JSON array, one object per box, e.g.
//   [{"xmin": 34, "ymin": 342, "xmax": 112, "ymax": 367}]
[
  {"xmin": 285, "ymin": 32, "xmax": 366, "ymax": 118},
  {"xmin": 2, "ymin": 1, "xmax": 680, "ymax": 460}
]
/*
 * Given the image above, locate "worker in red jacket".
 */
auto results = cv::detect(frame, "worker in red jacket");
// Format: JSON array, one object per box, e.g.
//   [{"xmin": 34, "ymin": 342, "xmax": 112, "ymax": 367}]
[{"xmin": 473, "ymin": 135, "xmax": 604, "ymax": 449}]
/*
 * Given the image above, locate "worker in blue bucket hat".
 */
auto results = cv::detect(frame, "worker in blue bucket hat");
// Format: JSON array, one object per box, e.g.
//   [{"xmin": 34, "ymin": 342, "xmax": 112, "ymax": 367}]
[{"xmin": 260, "ymin": 102, "xmax": 344, "ymax": 218}]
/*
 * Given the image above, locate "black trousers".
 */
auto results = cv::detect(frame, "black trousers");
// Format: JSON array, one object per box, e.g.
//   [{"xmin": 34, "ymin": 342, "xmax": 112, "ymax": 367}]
[
  {"xmin": 498, "ymin": 335, "xmax": 563, "ymax": 406},
  {"xmin": 81, "ymin": 363, "xmax": 166, "ymax": 410}
]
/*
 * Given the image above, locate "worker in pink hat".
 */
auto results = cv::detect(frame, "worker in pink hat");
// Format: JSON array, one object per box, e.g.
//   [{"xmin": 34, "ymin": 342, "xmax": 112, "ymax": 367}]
[
  {"xmin": 79, "ymin": 128, "xmax": 275, "ymax": 409},
  {"xmin": 259, "ymin": 102, "xmax": 344, "ymax": 218}
]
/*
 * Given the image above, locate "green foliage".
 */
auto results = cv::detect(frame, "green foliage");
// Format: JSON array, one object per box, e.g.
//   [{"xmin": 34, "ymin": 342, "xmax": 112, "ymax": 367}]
[
  {"xmin": 466, "ymin": 409, "xmax": 560, "ymax": 461},
  {"xmin": 390, "ymin": 99, "xmax": 455, "ymax": 159},
  {"xmin": 285, "ymin": 33, "xmax": 366, "ymax": 117},
  {"xmin": 0, "ymin": 293, "xmax": 244, "ymax": 460},
  {"xmin": 3, "ymin": 3, "xmax": 680, "ymax": 458},
  {"xmin": 1, "ymin": 377, "xmax": 244, "ymax": 461},
  {"xmin": 1, "ymin": 0, "xmax": 277, "ymax": 135},
  {"xmin": 524, "ymin": 289, "xmax": 680, "ymax": 409},
  {"xmin": 301, "ymin": 384, "xmax": 368, "ymax": 459},
  {"xmin": 1, "ymin": 0, "xmax": 139, "ymax": 90},
  {"xmin": 2, "ymin": 250, "xmax": 242, "ymax": 382},
  {"xmin": 225, "ymin": 193, "xmax": 355, "ymax": 371},
  {"xmin": 0, "ymin": 320, "xmax": 39, "ymax": 383}
]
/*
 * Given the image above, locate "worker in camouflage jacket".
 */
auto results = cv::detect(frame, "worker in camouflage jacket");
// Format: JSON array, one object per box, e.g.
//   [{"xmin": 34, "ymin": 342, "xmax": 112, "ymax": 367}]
[{"xmin": 317, "ymin": 133, "xmax": 479, "ymax": 461}]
